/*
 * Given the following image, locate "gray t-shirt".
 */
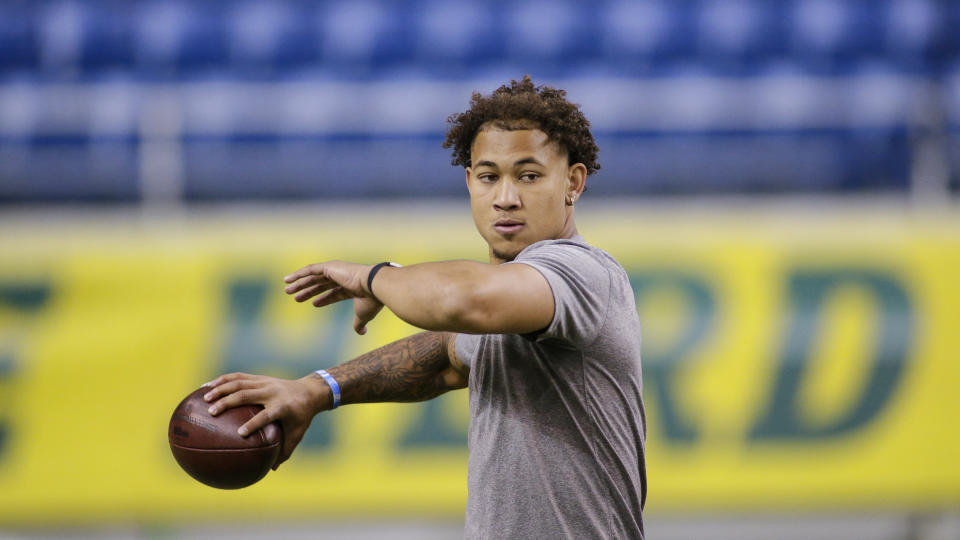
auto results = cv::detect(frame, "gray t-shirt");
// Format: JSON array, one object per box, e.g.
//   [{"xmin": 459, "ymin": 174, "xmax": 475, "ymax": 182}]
[{"xmin": 456, "ymin": 236, "xmax": 646, "ymax": 539}]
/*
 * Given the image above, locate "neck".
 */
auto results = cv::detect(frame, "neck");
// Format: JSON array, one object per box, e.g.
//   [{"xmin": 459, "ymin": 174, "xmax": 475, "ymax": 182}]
[{"xmin": 560, "ymin": 214, "xmax": 579, "ymax": 240}]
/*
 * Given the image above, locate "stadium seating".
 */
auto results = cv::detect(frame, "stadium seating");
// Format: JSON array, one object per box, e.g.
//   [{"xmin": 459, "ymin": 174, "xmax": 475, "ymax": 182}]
[{"xmin": 0, "ymin": 0, "xmax": 956, "ymax": 201}]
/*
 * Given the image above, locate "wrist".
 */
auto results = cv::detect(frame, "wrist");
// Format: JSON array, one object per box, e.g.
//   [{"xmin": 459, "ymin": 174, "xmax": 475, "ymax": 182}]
[
  {"xmin": 313, "ymin": 369, "xmax": 342, "ymax": 409},
  {"xmin": 366, "ymin": 261, "xmax": 402, "ymax": 301},
  {"xmin": 300, "ymin": 373, "xmax": 334, "ymax": 413}
]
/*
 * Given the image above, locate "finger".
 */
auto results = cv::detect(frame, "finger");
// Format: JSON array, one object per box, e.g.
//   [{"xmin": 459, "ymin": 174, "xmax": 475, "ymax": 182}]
[
  {"xmin": 285, "ymin": 274, "xmax": 329, "ymax": 295},
  {"xmin": 203, "ymin": 378, "xmax": 257, "ymax": 403},
  {"xmin": 353, "ymin": 299, "xmax": 383, "ymax": 335},
  {"xmin": 355, "ymin": 298, "xmax": 383, "ymax": 323},
  {"xmin": 312, "ymin": 286, "xmax": 351, "ymax": 308},
  {"xmin": 294, "ymin": 283, "xmax": 333, "ymax": 303},
  {"xmin": 202, "ymin": 372, "xmax": 250, "ymax": 391},
  {"xmin": 208, "ymin": 387, "xmax": 267, "ymax": 416},
  {"xmin": 274, "ymin": 428, "xmax": 306, "ymax": 470},
  {"xmin": 283, "ymin": 264, "xmax": 317, "ymax": 283},
  {"xmin": 284, "ymin": 263, "xmax": 326, "ymax": 284},
  {"xmin": 238, "ymin": 407, "xmax": 277, "ymax": 437}
]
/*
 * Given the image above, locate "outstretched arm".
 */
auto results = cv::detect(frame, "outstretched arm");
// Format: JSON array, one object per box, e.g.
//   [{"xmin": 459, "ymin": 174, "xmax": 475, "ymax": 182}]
[
  {"xmin": 203, "ymin": 331, "xmax": 467, "ymax": 468},
  {"xmin": 285, "ymin": 259, "xmax": 555, "ymax": 335}
]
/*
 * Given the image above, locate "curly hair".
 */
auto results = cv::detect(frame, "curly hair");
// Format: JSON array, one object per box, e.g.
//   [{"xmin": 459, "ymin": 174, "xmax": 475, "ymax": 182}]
[{"xmin": 442, "ymin": 75, "xmax": 600, "ymax": 176}]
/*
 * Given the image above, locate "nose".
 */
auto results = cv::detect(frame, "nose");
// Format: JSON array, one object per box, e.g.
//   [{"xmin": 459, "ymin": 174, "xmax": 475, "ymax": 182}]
[{"xmin": 493, "ymin": 178, "xmax": 521, "ymax": 211}]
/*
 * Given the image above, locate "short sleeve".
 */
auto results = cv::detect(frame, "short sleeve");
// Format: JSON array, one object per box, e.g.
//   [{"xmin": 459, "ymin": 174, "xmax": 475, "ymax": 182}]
[
  {"xmin": 455, "ymin": 332, "xmax": 482, "ymax": 370},
  {"xmin": 510, "ymin": 241, "xmax": 612, "ymax": 346}
]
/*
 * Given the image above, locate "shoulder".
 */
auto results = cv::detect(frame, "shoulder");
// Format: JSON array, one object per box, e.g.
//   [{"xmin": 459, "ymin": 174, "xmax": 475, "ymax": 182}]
[
  {"xmin": 514, "ymin": 236, "xmax": 623, "ymax": 279},
  {"xmin": 509, "ymin": 236, "xmax": 627, "ymax": 346}
]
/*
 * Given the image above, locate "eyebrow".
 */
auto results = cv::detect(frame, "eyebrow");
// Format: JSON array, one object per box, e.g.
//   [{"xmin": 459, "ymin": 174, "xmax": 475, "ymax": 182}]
[
  {"xmin": 514, "ymin": 157, "xmax": 545, "ymax": 167},
  {"xmin": 474, "ymin": 157, "xmax": 545, "ymax": 169}
]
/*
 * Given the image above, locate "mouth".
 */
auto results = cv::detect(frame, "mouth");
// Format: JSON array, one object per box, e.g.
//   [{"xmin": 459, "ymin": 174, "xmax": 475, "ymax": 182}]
[{"xmin": 493, "ymin": 220, "xmax": 525, "ymax": 236}]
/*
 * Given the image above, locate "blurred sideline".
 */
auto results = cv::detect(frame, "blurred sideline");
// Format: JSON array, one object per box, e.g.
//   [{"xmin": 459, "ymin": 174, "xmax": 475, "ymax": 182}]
[{"xmin": 1, "ymin": 513, "xmax": 960, "ymax": 540}]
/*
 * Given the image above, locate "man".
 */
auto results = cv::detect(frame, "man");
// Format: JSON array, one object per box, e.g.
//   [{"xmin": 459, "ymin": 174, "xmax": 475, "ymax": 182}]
[{"xmin": 203, "ymin": 76, "xmax": 646, "ymax": 538}]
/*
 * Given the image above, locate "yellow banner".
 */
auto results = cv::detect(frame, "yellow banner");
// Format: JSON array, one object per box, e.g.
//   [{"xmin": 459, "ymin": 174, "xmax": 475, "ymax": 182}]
[{"xmin": 0, "ymin": 206, "xmax": 958, "ymax": 524}]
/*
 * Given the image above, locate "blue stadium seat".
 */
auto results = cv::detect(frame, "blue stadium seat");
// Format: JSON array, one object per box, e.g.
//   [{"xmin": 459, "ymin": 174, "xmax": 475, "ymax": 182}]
[
  {"xmin": 503, "ymin": 1, "xmax": 599, "ymax": 64},
  {"xmin": 600, "ymin": 0, "xmax": 697, "ymax": 67},
  {"xmin": 414, "ymin": 0, "xmax": 503, "ymax": 68},
  {"xmin": 134, "ymin": 0, "xmax": 189, "ymax": 70},
  {"xmin": 318, "ymin": 0, "xmax": 392, "ymax": 69},
  {"xmin": 789, "ymin": 0, "xmax": 885, "ymax": 68},
  {"xmin": 36, "ymin": 0, "xmax": 86, "ymax": 73},
  {"xmin": 696, "ymin": 0, "xmax": 789, "ymax": 69},
  {"xmin": 0, "ymin": 2, "xmax": 39, "ymax": 71},
  {"xmin": 79, "ymin": 1, "xmax": 135, "ymax": 71},
  {"xmin": 883, "ymin": 0, "xmax": 954, "ymax": 70},
  {"xmin": 167, "ymin": 1, "xmax": 229, "ymax": 72},
  {"xmin": 227, "ymin": 0, "xmax": 318, "ymax": 70},
  {"xmin": 272, "ymin": 1, "xmax": 321, "ymax": 68},
  {"xmin": 367, "ymin": 2, "xmax": 416, "ymax": 68},
  {"xmin": 312, "ymin": 0, "xmax": 425, "ymax": 70},
  {"xmin": 133, "ymin": 0, "xmax": 231, "ymax": 73}
]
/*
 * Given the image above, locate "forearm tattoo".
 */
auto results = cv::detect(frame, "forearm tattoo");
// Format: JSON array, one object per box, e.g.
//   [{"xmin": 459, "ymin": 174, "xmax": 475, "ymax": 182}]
[{"xmin": 316, "ymin": 332, "xmax": 454, "ymax": 404}]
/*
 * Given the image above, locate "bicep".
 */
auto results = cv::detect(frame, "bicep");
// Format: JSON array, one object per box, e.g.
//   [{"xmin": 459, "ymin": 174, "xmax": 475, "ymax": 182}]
[{"xmin": 457, "ymin": 262, "xmax": 554, "ymax": 335}]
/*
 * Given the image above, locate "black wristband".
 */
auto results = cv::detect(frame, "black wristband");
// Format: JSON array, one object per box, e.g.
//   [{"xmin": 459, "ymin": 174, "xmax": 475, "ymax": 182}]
[{"xmin": 367, "ymin": 261, "xmax": 400, "ymax": 301}]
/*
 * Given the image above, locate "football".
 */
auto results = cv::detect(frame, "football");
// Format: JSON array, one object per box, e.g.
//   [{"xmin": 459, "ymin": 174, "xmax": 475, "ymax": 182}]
[{"xmin": 168, "ymin": 387, "xmax": 282, "ymax": 489}]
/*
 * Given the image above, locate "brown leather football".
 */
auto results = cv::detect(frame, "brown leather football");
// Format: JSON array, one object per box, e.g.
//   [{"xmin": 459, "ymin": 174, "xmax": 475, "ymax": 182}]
[{"xmin": 168, "ymin": 387, "xmax": 282, "ymax": 489}]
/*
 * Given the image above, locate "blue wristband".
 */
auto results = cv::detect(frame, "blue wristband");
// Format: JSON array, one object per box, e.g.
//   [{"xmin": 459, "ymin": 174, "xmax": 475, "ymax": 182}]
[{"xmin": 314, "ymin": 369, "xmax": 341, "ymax": 409}]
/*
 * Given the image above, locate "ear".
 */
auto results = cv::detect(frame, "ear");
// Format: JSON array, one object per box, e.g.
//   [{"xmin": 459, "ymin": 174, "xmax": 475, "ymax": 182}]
[
  {"xmin": 464, "ymin": 167, "xmax": 472, "ymax": 191},
  {"xmin": 566, "ymin": 163, "xmax": 587, "ymax": 204}
]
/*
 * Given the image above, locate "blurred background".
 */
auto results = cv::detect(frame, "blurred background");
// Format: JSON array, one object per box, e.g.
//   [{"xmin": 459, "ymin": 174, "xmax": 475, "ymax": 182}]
[{"xmin": 1, "ymin": 0, "xmax": 959, "ymax": 539}]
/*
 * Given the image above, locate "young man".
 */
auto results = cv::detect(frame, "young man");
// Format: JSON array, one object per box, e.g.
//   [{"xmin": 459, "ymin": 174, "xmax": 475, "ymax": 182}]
[{"xmin": 203, "ymin": 76, "xmax": 646, "ymax": 538}]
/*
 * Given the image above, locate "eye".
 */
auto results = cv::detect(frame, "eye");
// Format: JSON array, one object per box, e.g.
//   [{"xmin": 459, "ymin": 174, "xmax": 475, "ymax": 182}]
[
  {"xmin": 478, "ymin": 173, "xmax": 498, "ymax": 183},
  {"xmin": 519, "ymin": 172, "xmax": 540, "ymax": 182}
]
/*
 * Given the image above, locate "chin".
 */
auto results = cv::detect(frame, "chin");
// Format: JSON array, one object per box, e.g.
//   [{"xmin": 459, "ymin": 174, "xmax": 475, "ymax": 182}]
[{"xmin": 489, "ymin": 238, "xmax": 526, "ymax": 262}]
